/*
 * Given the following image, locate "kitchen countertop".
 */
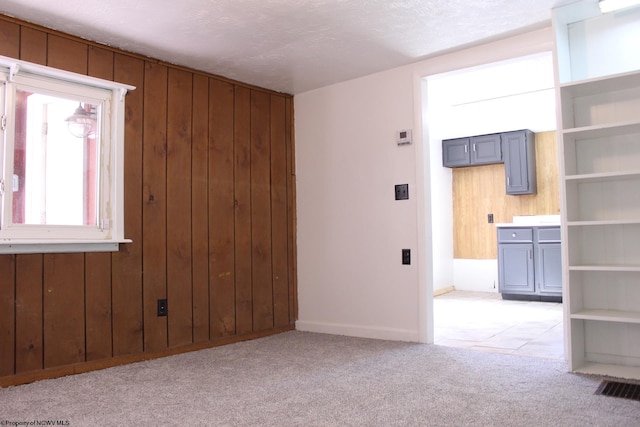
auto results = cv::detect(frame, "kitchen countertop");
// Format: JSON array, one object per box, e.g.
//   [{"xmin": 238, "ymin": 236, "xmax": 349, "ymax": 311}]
[{"xmin": 495, "ymin": 214, "xmax": 560, "ymax": 228}]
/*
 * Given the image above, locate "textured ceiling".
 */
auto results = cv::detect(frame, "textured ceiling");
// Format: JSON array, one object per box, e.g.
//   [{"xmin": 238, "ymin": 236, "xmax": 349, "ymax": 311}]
[{"xmin": 0, "ymin": 0, "xmax": 577, "ymax": 94}]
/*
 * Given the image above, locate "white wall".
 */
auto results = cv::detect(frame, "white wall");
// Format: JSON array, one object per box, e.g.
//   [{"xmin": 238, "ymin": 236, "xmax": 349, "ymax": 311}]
[
  {"xmin": 295, "ymin": 27, "xmax": 555, "ymax": 342},
  {"xmin": 568, "ymin": 7, "xmax": 640, "ymax": 81},
  {"xmin": 294, "ymin": 69, "xmax": 420, "ymax": 341}
]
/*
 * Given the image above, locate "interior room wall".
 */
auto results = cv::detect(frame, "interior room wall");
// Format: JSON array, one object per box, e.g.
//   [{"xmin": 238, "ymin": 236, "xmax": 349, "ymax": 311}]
[
  {"xmin": 0, "ymin": 15, "xmax": 296, "ymax": 387},
  {"xmin": 294, "ymin": 70, "xmax": 420, "ymax": 341},
  {"xmin": 295, "ymin": 27, "xmax": 555, "ymax": 342}
]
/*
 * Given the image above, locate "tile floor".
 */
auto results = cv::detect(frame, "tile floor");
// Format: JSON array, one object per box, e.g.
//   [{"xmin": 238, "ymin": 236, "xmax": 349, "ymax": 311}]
[{"xmin": 434, "ymin": 290, "xmax": 564, "ymax": 359}]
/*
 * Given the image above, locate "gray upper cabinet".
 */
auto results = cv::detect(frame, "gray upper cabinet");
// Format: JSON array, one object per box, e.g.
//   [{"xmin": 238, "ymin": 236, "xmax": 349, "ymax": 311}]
[
  {"xmin": 442, "ymin": 133, "xmax": 503, "ymax": 168},
  {"xmin": 442, "ymin": 129, "xmax": 537, "ymax": 196},
  {"xmin": 443, "ymin": 134, "xmax": 502, "ymax": 167},
  {"xmin": 442, "ymin": 137, "xmax": 471, "ymax": 167},
  {"xmin": 471, "ymin": 133, "xmax": 502, "ymax": 165},
  {"xmin": 502, "ymin": 130, "xmax": 537, "ymax": 195}
]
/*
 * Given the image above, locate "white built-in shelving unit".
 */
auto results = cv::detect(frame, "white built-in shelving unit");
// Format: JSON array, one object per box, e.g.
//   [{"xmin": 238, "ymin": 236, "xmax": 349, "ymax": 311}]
[{"xmin": 554, "ymin": 0, "xmax": 640, "ymax": 379}]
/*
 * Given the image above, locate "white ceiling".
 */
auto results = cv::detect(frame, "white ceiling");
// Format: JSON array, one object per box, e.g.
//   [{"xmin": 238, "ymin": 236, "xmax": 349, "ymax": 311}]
[{"xmin": 0, "ymin": 0, "xmax": 577, "ymax": 94}]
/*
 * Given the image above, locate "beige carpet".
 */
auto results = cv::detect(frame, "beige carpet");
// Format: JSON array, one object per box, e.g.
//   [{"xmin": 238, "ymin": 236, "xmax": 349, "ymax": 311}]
[{"xmin": 1, "ymin": 331, "xmax": 639, "ymax": 426}]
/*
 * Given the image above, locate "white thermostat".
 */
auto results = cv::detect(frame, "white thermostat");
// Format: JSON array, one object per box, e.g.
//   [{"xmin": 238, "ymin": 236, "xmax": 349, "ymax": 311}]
[{"xmin": 396, "ymin": 129, "xmax": 412, "ymax": 146}]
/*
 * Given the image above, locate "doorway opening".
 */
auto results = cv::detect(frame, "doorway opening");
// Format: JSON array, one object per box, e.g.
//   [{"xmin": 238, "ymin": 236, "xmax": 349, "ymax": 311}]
[{"xmin": 421, "ymin": 52, "xmax": 563, "ymax": 359}]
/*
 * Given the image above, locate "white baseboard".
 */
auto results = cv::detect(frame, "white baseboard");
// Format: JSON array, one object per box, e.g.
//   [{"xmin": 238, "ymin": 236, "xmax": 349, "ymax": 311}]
[
  {"xmin": 295, "ymin": 320, "xmax": 420, "ymax": 342},
  {"xmin": 434, "ymin": 285, "xmax": 455, "ymax": 297}
]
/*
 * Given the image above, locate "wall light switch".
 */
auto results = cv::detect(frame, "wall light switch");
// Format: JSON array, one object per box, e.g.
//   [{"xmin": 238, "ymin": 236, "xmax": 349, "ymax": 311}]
[{"xmin": 395, "ymin": 184, "xmax": 409, "ymax": 200}]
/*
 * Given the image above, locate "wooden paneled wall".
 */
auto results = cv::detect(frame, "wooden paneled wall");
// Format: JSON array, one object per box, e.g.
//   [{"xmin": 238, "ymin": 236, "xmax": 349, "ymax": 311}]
[
  {"xmin": 453, "ymin": 131, "xmax": 559, "ymax": 259},
  {"xmin": 0, "ymin": 16, "xmax": 296, "ymax": 386}
]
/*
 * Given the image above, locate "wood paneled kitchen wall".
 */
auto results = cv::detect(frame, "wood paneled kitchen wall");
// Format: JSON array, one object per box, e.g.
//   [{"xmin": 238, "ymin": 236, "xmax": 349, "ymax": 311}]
[
  {"xmin": 0, "ymin": 16, "xmax": 297, "ymax": 386},
  {"xmin": 453, "ymin": 131, "xmax": 559, "ymax": 259}
]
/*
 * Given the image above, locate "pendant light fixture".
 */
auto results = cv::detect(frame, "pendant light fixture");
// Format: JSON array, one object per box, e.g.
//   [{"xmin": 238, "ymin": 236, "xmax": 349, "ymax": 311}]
[{"xmin": 65, "ymin": 102, "xmax": 96, "ymax": 138}]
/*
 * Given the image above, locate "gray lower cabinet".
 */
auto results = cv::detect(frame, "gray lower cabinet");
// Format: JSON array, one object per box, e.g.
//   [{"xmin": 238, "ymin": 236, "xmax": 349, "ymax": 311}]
[
  {"xmin": 537, "ymin": 243, "xmax": 562, "ymax": 294},
  {"xmin": 498, "ymin": 242, "xmax": 535, "ymax": 294},
  {"xmin": 497, "ymin": 226, "xmax": 561, "ymax": 301}
]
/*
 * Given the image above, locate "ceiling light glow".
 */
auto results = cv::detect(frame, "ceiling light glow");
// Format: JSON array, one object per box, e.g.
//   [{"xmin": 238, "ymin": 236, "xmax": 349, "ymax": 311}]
[{"xmin": 599, "ymin": 0, "xmax": 640, "ymax": 13}]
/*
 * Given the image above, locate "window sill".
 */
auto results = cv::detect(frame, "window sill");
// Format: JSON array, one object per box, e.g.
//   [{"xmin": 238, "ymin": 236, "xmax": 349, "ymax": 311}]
[{"xmin": 0, "ymin": 239, "xmax": 132, "ymax": 254}]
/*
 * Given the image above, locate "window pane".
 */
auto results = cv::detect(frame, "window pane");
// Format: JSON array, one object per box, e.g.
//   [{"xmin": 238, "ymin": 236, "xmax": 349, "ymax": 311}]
[{"xmin": 13, "ymin": 89, "xmax": 100, "ymax": 226}]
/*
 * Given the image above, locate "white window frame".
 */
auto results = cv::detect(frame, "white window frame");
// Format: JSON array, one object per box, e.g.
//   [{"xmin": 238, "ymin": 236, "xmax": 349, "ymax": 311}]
[{"xmin": 0, "ymin": 55, "xmax": 135, "ymax": 254}]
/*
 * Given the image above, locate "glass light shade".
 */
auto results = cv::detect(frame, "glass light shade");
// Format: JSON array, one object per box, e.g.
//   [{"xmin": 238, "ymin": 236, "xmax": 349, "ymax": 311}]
[{"xmin": 65, "ymin": 104, "xmax": 95, "ymax": 138}]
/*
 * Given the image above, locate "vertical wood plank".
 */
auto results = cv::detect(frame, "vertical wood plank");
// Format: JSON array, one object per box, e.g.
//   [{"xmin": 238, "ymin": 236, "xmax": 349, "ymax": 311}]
[
  {"xmin": 533, "ymin": 132, "xmax": 560, "ymax": 214},
  {"xmin": 0, "ymin": 19, "xmax": 19, "ymax": 57},
  {"xmin": 270, "ymin": 95, "xmax": 289, "ymax": 327},
  {"xmin": 234, "ymin": 86, "xmax": 253, "ymax": 335},
  {"xmin": 0, "ymin": 255, "xmax": 15, "ymax": 376},
  {"xmin": 112, "ymin": 53, "xmax": 144, "ymax": 356},
  {"xmin": 15, "ymin": 255, "xmax": 43, "ymax": 373},
  {"xmin": 43, "ymin": 254, "xmax": 85, "ymax": 368},
  {"xmin": 209, "ymin": 79, "xmax": 236, "ymax": 337},
  {"xmin": 84, "ymin": 254, "xmax": 112, "ymax": 361},
  {"xmin": 250, "ymin": 90, "xmax": 274, "ymax": 332},
  {"xmin": 0, "ymin": 19, "xmax": 19, "ymax": 378},
  {"xmin": 7, "ymin": 21, "xmax": 45, "ymax": 378},
  {"xmin": 42, "ymin": 28, "xmax": 87, "ymax": 370},
  {"xmin": 285, "ymin": 97, "xmax": 298, "ymax": 323},
  {"xmin": 142, "ymin": 61, "xmax": 168, "ymax": 352},
  {"xmin": 46, "ymin": 34, "xmax": 87, "ymax": 73},
  {"xmin": 191, "ymin": 74, "xmax": 210, "ymax": 343},
  {"xmin": 167, "ymin": 68, "xmax": 193, "ymax": 347},
  {"xmin": 85, "ymin": 45, "xmax": 115, "ymax": 362},
  {"xmin": 88, "ymin": 45, "xmax": 114, "ymax": 80},
  {"xmin": 19, "ymin": 26, "xmax": 46, "ymax": 64}
]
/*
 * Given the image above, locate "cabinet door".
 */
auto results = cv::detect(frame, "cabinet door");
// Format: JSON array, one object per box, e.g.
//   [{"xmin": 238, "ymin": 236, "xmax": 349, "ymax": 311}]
[
  {"xmin": 537, "ymin": 243, "xmax": 562, "ymax": 295},
  {"xmin": 442, "ymin": 137, "xmax": 470, "ymax": 167},
  {"xmin": 498, "ymin": 243, "xmax": 535, "ymax": 294},
  {"xmin": 471, "ymin": 134, "xmax": 502, "ymax": 165},
  {"xmin": 502, "ymin": 130, "xmax": 537, "ymax": 195}
]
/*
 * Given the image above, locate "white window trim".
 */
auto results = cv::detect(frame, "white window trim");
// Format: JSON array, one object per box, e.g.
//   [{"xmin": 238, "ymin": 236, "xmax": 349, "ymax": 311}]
[{"xmin": 0, "ymin": 55, "xmax": 135, "ymax": 254}]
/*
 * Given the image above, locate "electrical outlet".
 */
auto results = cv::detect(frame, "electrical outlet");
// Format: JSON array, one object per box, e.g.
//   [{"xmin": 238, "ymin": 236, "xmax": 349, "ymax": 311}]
[
  {"xmin": 488, "ymin": 213, "xmax": 494, "ymax": 223},
  {"xmin": 157, "ymin": 299, "xmax": 168, "ymax": 317},
  {"xmin": 402, "ymin": 249, "xmax": 411, "ymax": 265}
]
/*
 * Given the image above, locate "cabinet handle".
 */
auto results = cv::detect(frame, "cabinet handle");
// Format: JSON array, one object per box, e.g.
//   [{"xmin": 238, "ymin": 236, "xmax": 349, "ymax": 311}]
[
  {"xmin": 472, "ymin": 143, "xmax": 476, "ymax": 152},
  {"xmin": 464, "ymin": 145, "xmax": 468, "ymax": 153},
  {"xmin": 528, "ymin": 250, "xmax": 532, "ymax": 259},
  {"xmin": 512, "ymin": 232, "xmax": 517, "ymax": 237},
  {"xmin": 507, "ymin": 177, "xmax": 510, "ymax": 186}
]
